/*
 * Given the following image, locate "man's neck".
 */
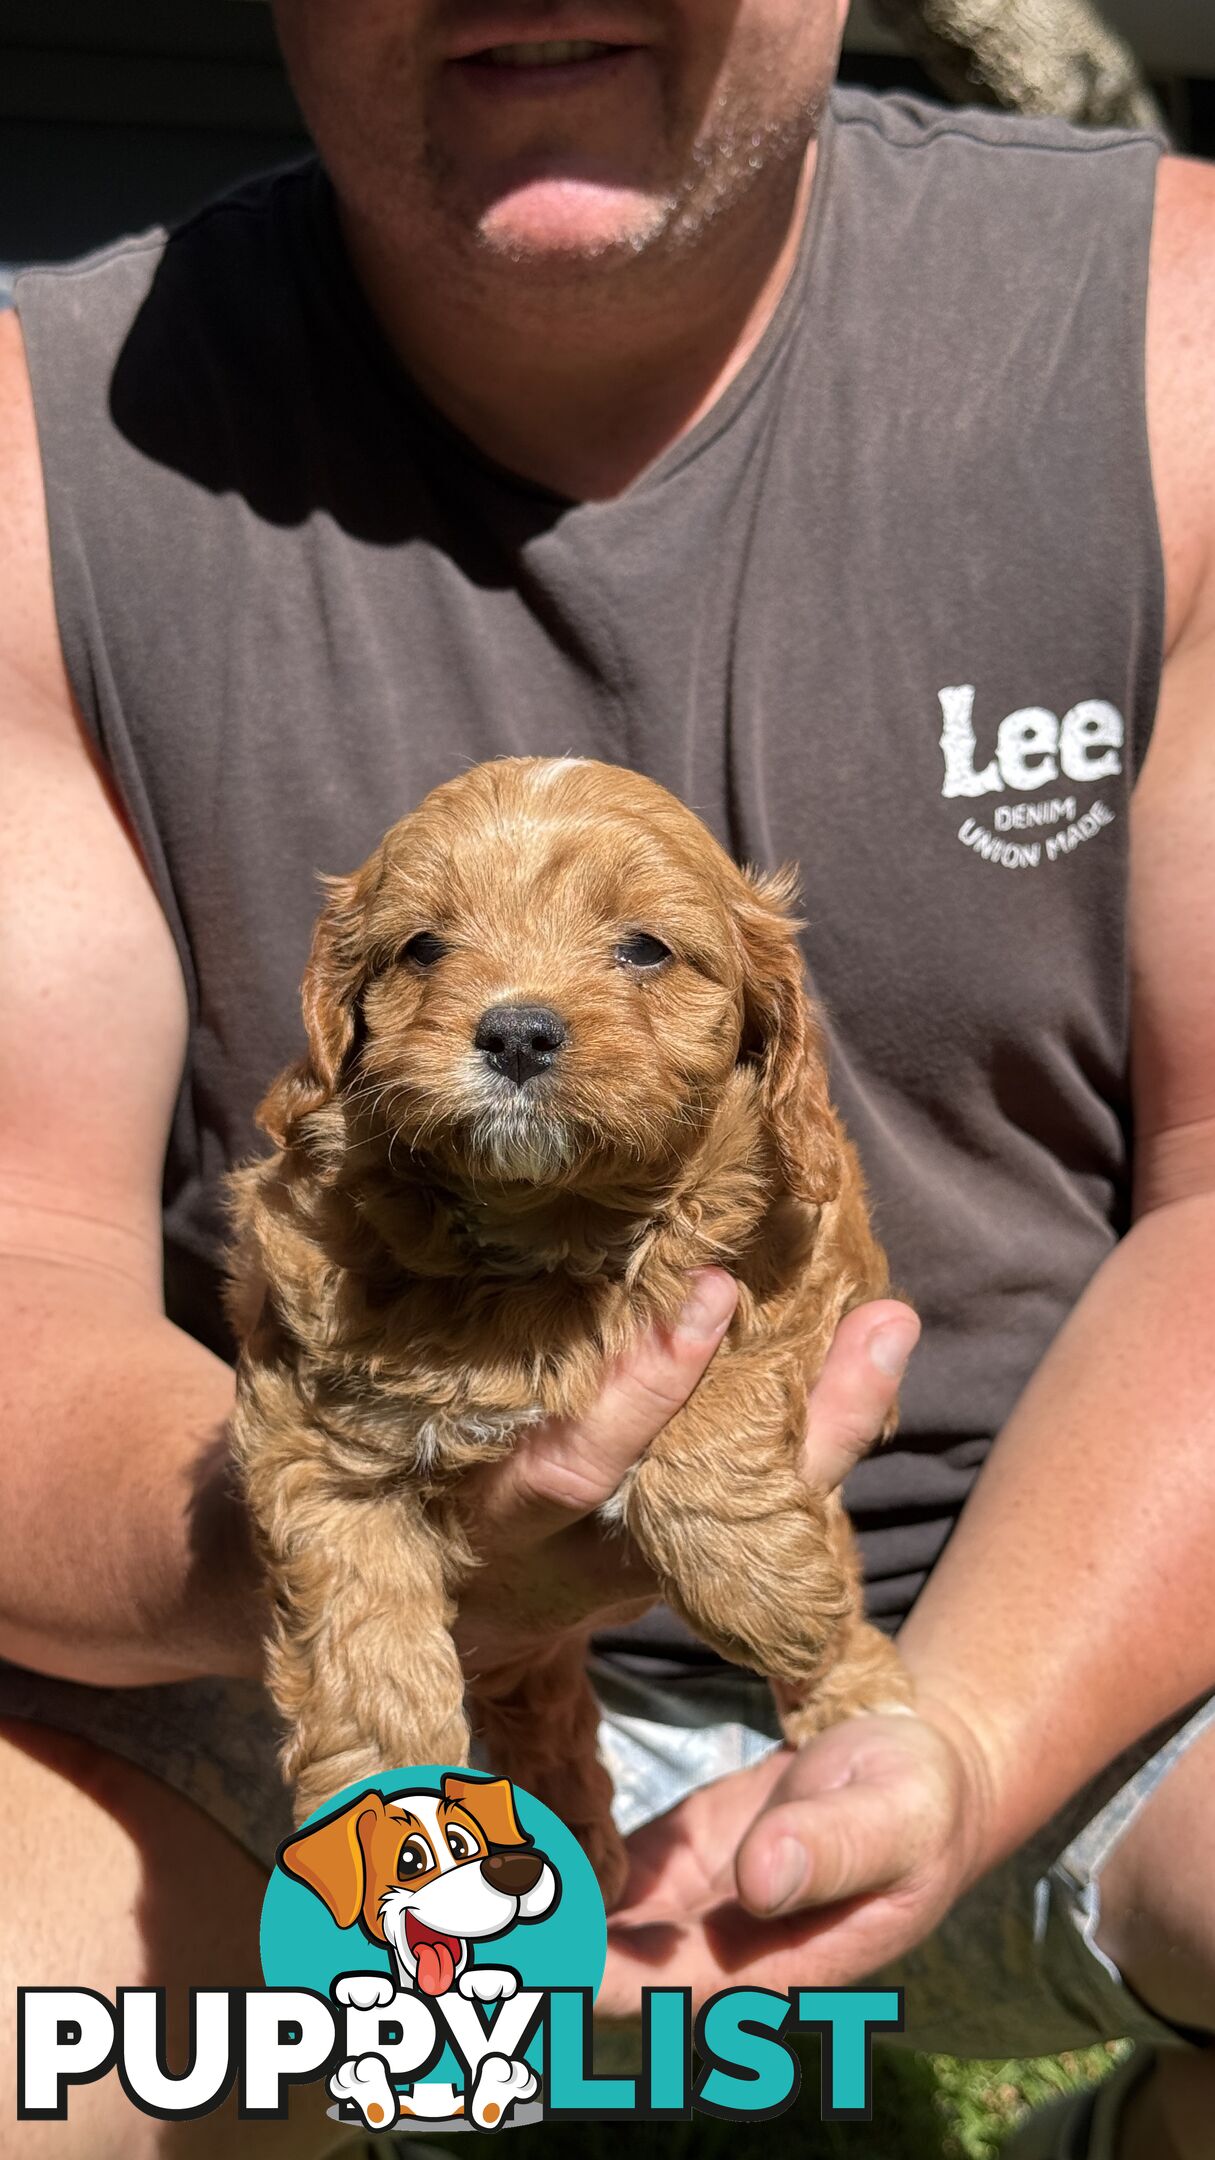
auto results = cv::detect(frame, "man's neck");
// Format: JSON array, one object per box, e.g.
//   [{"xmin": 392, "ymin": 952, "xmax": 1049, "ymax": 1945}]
[{"xmin": 338, "ymin": 147, "xmax": 820, "ymax": 502}]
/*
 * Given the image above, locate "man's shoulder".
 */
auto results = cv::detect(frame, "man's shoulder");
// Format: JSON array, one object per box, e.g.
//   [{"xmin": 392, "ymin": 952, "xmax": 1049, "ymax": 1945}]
[
  {"xmin": 1147, "ymin": 156, "xmax": 1215, "ymax": 651},
  {"xmin": 1148, "ymin": 153, "xmax": 1215, "ymax": 364},
  {"xmin": 16, "ymin": 157, "xmax": 318, "ymax": 290},
  {"xmin": 829, "ymin": 81, "xmax": 1165, "ymax": 164},
  {"xmin": 12, "ymin": 157, "xmax": 333, "ymax": 527},
  {"xmin": 13, "ymin": 157, "xmax": 322, "ymax": 371}
]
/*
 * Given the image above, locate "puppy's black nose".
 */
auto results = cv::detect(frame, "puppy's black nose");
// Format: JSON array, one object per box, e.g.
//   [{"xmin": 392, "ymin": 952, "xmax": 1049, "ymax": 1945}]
[
  {"xmin": 480, "ymin": 1850, "xmax": 544, "ymax": 1896},
  {"xmin": 474, "ymin": 1004, "xmax": 566, "ymax": 1087}
]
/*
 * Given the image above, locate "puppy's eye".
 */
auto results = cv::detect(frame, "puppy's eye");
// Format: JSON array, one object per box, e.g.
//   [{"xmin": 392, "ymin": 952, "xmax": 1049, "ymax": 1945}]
[
  {"xmin": 445, "ymin": 1825, "xmax": 478, "ymax": 1861},
  {"xmin": 396, "ymin": 1836, "xmax": 433, "ymax": 1881},
  {"xmin": 615, "ymin": 933, "xmax": 671, "ymax": 970},
  {"xmin": 400, "ymin": 932, "xmax": 446, "ymax": 968}
]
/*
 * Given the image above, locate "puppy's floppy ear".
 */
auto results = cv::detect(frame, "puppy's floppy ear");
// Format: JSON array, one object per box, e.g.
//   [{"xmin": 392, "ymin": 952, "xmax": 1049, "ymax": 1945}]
[
  {"xmin": 441, "ymin": 1774, "xmax": 530, "ymax": 1850},
  {"xmin": 257, "ymin": 869, "xmax": 368, "ymax": 1147},
  {"xmin": 733, "ymin": 862, "xmax": 844, "ymax": 1207},
  {"xmin": 278, "ymin": 1790, "xmax": 385, "ymax": 1929}
]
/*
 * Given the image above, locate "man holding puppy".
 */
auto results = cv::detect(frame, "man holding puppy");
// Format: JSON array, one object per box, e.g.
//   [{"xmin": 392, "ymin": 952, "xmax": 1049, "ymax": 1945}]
[{"xmin": 1, "ymin": 3, "xmax": 1214, "ymax": 2155}]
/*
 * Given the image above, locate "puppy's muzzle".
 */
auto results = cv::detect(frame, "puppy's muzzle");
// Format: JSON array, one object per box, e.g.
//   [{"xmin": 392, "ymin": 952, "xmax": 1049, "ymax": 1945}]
[
  {"xmin": 474, "ymin": 1003, "xmax": 567, "ymax": 1088},
  {"xmin": 479, "ymin": 1849, "xmax": 545, "ymax": 1895}
]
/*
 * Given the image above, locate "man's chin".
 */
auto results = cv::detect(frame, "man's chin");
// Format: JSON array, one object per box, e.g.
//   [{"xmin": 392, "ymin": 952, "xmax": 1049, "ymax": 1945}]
[{"xmin": 472, "ymin": 175, "xmax": 673, "ymax": 265}]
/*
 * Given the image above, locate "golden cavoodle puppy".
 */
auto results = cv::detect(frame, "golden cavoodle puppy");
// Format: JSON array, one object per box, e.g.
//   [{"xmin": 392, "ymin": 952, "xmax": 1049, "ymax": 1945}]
[{"xmin": 226, "ymin": 755, "xmax": 911, "ymax": 1903}]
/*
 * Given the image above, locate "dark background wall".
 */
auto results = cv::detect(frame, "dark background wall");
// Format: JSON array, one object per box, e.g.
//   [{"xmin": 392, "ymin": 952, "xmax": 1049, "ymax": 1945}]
[
  {"xmin": 2, "ymin": 0, "xmax": 1214, "ymax": 296},
  {"xmin": 0, "ymin": 1, "xmax": 301, "ymax": 290}
]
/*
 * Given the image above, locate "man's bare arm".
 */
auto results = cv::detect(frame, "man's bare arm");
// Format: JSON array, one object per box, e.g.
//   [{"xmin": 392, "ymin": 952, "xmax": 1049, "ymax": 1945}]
[{"xmin": 0, "ymin": 309, "xmax": 267, "ymax": 1683}]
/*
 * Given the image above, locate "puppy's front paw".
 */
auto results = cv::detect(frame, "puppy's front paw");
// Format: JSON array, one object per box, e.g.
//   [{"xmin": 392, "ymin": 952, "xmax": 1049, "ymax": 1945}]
[
  {"xmin": 291, "ymin": 1747, "xmax": 387, "ymax": 1828},
  {"xmin": 775, "ymin": 1624, "xmax": 913, "ymax": 1744},
  {"xmin": 459, "ymin": 1966, "xmax": 518, "ymax": 2003}
]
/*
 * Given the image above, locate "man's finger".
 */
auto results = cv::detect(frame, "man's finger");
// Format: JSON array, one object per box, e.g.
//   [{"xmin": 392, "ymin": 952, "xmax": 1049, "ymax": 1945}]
[
  {"xmin": 800, "ymin": 1300, "xmax": 920, "ymax": 1492},
  {"xmin": 468, "ymin": 1268, "xmax": 739, "ymax": 1543}
]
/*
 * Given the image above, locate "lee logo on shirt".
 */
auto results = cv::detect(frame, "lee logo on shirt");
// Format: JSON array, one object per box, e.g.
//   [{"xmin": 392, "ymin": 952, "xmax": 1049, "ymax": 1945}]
[{"xmin": 937, "ymin": 684, "xmax": 1123, "ymax": 870}]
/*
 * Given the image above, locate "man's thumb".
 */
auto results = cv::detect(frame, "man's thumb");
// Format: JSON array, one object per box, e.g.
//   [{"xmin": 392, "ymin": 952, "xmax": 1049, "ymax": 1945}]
[
  {"xmin": 470, "ymin": 1267, "xmax": 739, "ymax": 1540},
  {"xmin": 734, "ymin": 1781, "xmax": 908, "ymax": 1915}
]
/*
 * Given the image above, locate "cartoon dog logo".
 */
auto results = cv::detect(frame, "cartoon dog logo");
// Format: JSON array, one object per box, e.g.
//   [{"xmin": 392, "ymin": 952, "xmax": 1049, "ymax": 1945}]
[{"xmin": 279, "ymin": 1773, "xmax": 559, "ymax": 2130}]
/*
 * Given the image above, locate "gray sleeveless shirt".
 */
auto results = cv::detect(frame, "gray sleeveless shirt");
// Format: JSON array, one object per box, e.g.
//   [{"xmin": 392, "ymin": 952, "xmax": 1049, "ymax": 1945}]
[{"xmin": 14, "ymin": 87, "xmax": 1164, "ymax": 1664}]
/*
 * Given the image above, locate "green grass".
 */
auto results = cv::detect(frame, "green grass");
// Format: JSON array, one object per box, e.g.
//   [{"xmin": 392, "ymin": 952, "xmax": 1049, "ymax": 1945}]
[
  {"xmin": 355, "ymin": 2040, "xmax": 1131, "ymax": 2155},
  {"xmin": 891, "ymin": 2043, "xmax": 1130, "ymax": 2158}
]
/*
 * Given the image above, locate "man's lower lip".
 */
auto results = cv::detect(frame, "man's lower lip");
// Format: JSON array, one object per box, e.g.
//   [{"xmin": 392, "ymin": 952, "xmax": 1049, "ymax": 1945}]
[{"xmin": 447, "ymin": 47, "xmax": 642, "ymax": 95}]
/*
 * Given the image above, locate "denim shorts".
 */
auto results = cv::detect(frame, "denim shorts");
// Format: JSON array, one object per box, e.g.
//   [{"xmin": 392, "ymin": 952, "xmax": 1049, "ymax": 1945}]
[{"xmin": 1, "ymin": 1649, "xmax": 1211, "ymax": 2060}]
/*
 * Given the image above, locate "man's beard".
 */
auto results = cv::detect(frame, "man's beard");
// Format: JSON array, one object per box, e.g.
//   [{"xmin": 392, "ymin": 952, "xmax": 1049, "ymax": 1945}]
[{"xmin": 413, "ymin": 70, "xmax": 829, "ymax": 281}]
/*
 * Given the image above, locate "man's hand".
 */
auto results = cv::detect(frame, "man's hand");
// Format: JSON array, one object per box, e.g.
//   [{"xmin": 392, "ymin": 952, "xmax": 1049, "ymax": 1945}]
[
  {"xmin": 450, "ymin": 1272, "xmax": 919, "ymax": 1687},
  {"xmin": 598, "ymin": 1694, "xmax": 991, "ymax": 2015},
  {"xmin": 584, "ymin": 1272, "xmax": 989, "ymax": 2025}
]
